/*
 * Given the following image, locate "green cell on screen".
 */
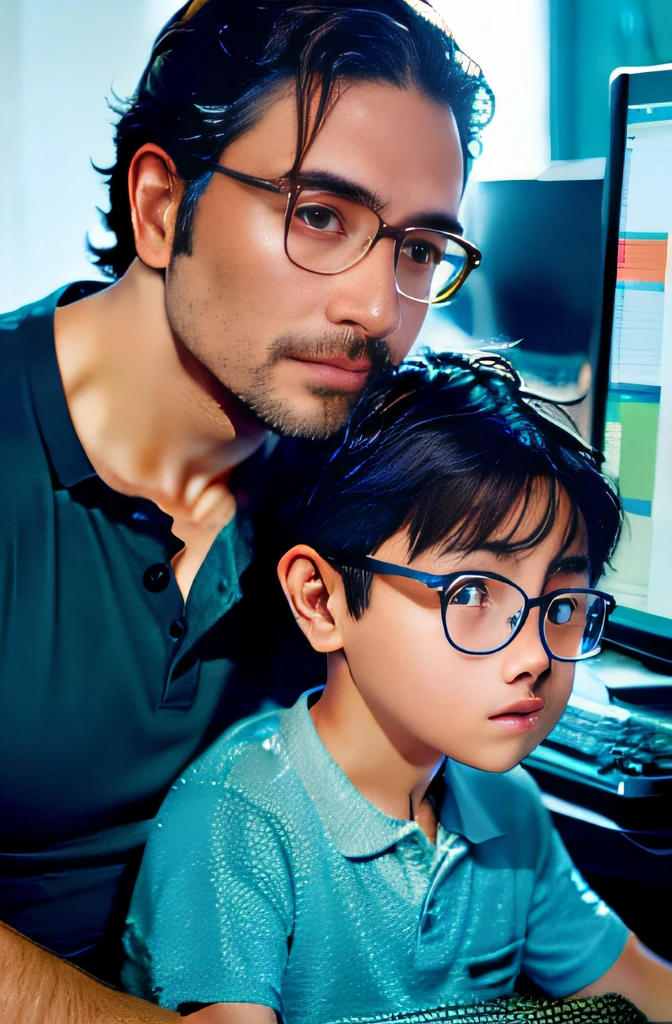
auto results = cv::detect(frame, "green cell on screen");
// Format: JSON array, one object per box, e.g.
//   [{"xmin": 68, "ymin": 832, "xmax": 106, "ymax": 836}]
[{"xmin": 608, "ymin": 400, "xmax": 660, "ymax": 509}]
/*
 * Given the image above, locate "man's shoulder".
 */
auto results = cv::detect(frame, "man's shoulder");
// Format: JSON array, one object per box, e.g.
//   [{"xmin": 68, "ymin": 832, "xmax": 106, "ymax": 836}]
[
  {"xmin": 179, "ymin": 703, "xmax": 298, "ymax": 809},
  {"xmin": 0, "ymin": 281, "xmax": 106, "ymax": 338},
  {"xmin": 0, "ymin": 291, "xmax": 65, "ymax": 467},
  {"xmin": 0, "ymin": 286, "xmax": 66, "ymax": 337},
  {"xmin": 0, "ymin": 283, "xmax": 94, "ymax": 381}
]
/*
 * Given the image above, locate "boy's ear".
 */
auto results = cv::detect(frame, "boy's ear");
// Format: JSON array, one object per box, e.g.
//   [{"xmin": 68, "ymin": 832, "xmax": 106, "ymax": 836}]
[{"xmin": 277, "ymin": 546, "xmax": 345, "ymax": 653}]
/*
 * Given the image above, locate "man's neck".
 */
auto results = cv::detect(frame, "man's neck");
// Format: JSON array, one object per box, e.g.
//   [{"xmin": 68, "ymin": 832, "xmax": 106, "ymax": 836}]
[{"xmin": 53, "ymin": 259, "xmax": 267, "ymax": 520}]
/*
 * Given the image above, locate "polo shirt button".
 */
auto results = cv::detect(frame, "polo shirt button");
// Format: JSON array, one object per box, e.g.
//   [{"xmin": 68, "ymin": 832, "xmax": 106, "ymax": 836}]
[{"xmin": 143, "ymin": 563, "xmax": 171, "ymax": 592}]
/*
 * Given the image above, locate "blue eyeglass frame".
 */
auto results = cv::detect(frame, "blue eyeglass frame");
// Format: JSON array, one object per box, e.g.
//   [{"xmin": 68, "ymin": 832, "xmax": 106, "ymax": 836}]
[
  {"xmin": 204, "ymin": 161, "xmax": 482, "ymax": 304},
  {"xmin": 323, "ymin": 552, "xmax": 616, "ymax": 662}
]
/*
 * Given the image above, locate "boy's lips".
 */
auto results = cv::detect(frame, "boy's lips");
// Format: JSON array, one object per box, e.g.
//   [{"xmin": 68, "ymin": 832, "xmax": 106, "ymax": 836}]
[
  {"xmin": 489, "ymin": 697, "xmax": 545, "ymax": 719},
  {"xmin": 488, "ymin": 697, "xmax": 545, "ymax": 734}
]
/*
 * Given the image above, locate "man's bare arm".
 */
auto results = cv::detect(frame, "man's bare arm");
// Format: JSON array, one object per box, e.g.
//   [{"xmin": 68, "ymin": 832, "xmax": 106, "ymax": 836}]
[{"xmin": 0, "ymin": 921, "xmax": 179, "ymax": 1024}]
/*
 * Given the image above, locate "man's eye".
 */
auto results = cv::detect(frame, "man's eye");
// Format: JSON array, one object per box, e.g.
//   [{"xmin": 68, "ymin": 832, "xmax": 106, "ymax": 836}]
[
  {"xmin": 449, "ymin": 583, "xmax": 488, "ymax": 607},
  {"xmin": 295, "ymin": 205, "xmax": 342, "ymax": 232},
  {"xmin": 401, "ymin": 241, "xmax": 440, "ymax": 266}
]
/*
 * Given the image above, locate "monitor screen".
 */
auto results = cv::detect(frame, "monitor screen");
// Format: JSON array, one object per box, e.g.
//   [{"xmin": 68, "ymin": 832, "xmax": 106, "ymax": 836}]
[{"xmin": 595, "ymin": 65, "xmax": 672, "ymax": 669}]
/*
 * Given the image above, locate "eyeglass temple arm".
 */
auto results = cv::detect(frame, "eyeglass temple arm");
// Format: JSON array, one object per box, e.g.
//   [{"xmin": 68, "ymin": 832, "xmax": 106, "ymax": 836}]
[
  {"xmin": 324, "ymin": 555, "xmax": 617, "ymax": 612},
  {"xmin": 323, "ymin": 553, "xmax": 451, "ymax": 590},
  {"xmin": 206, "ymin": 161, "xmax": 286, "ymax": 195}
]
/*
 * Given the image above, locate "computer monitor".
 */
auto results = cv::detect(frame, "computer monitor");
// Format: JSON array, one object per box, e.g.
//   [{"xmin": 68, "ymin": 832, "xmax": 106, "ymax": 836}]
[{"xmin": 593, "ymin": 64, "xmax": 672, "ymax": 672}]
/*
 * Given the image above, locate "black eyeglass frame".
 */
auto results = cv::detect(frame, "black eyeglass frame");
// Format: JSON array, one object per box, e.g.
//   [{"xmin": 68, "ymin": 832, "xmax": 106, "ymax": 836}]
[
  {"xmin": 205, "ymin": 161, "xmax": 482, "ymax": 304},
  {"xmin": 323, "ymin": 552, "xmax": 616, "ymax": 662}
]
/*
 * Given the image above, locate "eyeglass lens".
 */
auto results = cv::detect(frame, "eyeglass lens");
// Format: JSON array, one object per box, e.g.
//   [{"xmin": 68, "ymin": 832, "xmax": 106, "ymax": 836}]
[
  {"xmin": 286, "ymin": 190, "xmax": 469, "ymax": 303},
  {"xmin": 443, "ymin": 578, "xmax": 607, "ymax": 660}
]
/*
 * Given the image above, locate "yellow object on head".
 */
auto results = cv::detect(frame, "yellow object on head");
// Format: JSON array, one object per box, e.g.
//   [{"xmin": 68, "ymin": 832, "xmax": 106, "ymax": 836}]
[{"xmin": 182, "ymin": 0, "xmax": 212, "ymax": 22}]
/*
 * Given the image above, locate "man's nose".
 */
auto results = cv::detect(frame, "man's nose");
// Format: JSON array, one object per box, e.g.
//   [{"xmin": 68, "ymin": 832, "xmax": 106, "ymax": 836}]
[
  {"xmin": 501, "ymin": 609, "xmax": 552, "ymax": 684},
  {"xmin": 323, "ymin": 237, "xmax": 402, "ymax": 342}
]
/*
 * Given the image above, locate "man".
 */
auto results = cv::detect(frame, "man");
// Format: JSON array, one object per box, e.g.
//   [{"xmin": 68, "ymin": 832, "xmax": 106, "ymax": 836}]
[{"xmin": 0, "ymin": 0, "xmax": 492, "ymax": 1020}]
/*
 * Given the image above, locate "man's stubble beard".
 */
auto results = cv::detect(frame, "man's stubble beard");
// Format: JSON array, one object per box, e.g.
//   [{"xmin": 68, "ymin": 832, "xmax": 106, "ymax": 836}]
[{"xmin": 205, "ymin": 329, "xmax": 394, "ymax": 440}]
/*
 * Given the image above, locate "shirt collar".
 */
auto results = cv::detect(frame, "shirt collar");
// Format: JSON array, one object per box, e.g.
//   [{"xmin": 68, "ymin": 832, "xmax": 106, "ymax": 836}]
[
  {"xmin": 282, "ymin": 691, "xmax": 505, "ymax": 859},
  {"xmin": 438, "ymin": 759, "xmax": 507, "ymax": 845},
  {"xmin": 24, "ymin": 282, "xmax": 105, "ymax": 489}
]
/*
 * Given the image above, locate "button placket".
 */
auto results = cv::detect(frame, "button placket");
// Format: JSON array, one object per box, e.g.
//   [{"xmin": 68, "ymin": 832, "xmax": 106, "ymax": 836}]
[
  {"xmin": 421, "ymin": 832, "xmax": 470, "ymax": 915},
  {"xmin": 169, "ymin": 617, "xmax": 187, "ymax": 640},
  {"xmin": 416, "ymin": 834, "xmax": 471, "ymax": 963}
]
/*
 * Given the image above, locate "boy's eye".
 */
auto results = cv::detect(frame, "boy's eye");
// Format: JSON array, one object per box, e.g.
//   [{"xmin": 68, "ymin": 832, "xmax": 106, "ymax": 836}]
[
  {"xmin": 449, "ymin": 582, "xmax": 489, "ymax": 607},
  {"xmin": 548, "ymin": 597, "xmax": 577, "ymax": 625}
]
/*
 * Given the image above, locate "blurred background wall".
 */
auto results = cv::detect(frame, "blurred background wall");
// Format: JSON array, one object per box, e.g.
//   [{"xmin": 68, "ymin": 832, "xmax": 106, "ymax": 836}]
[
  {"xmin": 0, "ymin": 0, "xmax": 177, "ymax": 311},
  {"xmin": 550, "ymin": 0, "xmax": 672, "ymax": 160}
]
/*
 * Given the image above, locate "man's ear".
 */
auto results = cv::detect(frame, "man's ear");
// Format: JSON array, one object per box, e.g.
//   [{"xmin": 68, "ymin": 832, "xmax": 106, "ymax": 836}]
[
  {"xmin": 277, "ymin": 546, "xmax": 345, "ymax": 653},
  {"xmin": 128, "ymin": 143, "xmax": 185, "ymax": 269}
]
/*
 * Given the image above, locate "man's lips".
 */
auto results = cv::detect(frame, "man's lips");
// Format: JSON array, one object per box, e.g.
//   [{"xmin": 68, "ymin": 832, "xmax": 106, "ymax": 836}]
[
  {"xmin": 289, "ymin": 354, "xmax": 373, "ymax": 392},
  {"xmin": 489, "ymin": 697, "xmax": 545, "ymax": 719},
  {"xmin": 292, "ymin": 354, "xmax": 372, "ymax": 372}
]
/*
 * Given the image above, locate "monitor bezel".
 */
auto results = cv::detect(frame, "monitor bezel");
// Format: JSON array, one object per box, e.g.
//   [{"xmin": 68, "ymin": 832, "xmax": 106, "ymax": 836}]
[{"xmin": 591, "ymin": 64, "xmax": 672, "ymax": 674}]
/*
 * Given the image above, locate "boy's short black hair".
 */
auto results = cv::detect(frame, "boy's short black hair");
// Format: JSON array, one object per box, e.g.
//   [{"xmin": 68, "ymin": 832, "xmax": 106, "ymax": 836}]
[
  {"xmin": 90, "ymin": 0, "xmax": 493, "ymax": 279},
  {"xmin": 291, "ymin": 352, "xmax": 623, "ymax": 617}
]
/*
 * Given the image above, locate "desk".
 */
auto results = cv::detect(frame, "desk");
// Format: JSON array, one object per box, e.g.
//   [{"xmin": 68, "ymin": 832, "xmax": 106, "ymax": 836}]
[{"xmin": 523, "ymin": 648, "xmax": 672, "ymax": 959}]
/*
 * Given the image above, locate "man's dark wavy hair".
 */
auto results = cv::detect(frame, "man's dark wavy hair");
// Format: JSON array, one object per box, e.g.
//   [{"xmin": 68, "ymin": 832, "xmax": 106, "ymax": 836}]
[
  {"xmin": 89, "ymin": 0, "xmax": 494, "ymax": 280},
  {"xmin": 289, "ymin": 352, "xmax": 623, "ymax": 618}
]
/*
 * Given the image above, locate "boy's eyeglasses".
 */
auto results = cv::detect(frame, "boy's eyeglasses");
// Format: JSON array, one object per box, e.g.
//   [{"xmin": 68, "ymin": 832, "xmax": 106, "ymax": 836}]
[
  {"xmin": 324, "ymin": 554, "xmax": 616, "ymax": 662},
  {"xmin": 206, "ymin": 162, "xmax": 482, "ymax": 305}
]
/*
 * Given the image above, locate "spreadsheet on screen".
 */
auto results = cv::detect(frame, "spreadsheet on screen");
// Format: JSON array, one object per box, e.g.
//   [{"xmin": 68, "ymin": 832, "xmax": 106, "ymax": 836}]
[{"xmin": 602, "ymin": 98, "xmax": 672, "ymax": 631}]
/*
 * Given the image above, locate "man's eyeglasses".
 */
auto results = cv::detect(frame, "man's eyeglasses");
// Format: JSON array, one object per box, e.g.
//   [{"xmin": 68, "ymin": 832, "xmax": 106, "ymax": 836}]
[
  {"xmin": 206, "ymin": 162, "xmax": 482, "ymax": 305},
  {"xmin": 324, "ymin": 553, "xmax": 616, "ymax": 662}
]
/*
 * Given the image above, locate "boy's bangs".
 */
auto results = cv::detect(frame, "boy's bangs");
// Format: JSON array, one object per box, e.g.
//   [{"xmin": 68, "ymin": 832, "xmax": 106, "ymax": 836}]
[
  {"xmin": 292, "ymin": 352, "xmax": 622, "ymax": 617},
  {"xmin": 405, "ymin": 472, "xmax": 581, "ymax": 564}
]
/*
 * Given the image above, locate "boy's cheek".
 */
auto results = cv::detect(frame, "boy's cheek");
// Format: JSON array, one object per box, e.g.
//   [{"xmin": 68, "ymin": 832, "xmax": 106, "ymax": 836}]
[{"xmin": 539, "ymin": 663, "xmax": 576, "ymax": 735}]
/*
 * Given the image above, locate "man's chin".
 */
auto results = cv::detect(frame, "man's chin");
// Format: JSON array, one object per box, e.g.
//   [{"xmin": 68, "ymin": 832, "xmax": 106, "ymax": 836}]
[{"xmin": 234, "ymin": 386, "xmax": 358, "ymax": 440}]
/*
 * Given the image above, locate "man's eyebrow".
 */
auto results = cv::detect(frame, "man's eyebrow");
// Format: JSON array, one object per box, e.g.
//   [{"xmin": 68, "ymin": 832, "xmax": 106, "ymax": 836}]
[
  {"xmin": 292, "ymin": 169, "xmax": 388, "ymax": 213},
  {"xmin": 291, "ymin": 169, "xmax": 464, "ymax": 234},
  {"xmin": 409, "ymin": 210, "xmax": 464, "ymax": 234}
]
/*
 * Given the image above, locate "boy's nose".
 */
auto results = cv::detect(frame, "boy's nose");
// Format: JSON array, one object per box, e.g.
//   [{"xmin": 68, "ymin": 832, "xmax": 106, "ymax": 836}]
[{"xmin": 501, "ymin": 609, "xmax": 551, "ymax": 683}]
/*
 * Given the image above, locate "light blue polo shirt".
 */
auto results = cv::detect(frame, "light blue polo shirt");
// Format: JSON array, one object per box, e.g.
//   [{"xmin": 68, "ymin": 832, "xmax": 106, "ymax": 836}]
[{"xmin": 123, "ymin": 691, "xmax": 629, "ymax": 1022}]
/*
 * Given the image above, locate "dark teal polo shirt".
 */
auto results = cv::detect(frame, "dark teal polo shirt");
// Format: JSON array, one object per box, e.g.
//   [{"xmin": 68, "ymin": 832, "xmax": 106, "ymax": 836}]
[{"xmin": 0, "ymin": 283, "xmax": 324, "ymax": 981}]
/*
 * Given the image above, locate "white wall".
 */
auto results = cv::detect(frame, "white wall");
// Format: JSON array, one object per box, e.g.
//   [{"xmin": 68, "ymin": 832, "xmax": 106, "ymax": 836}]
[
  {"xmin": 0, "ymin": 0, "xmax": 550, "ymax": 313},
  {"xmin": 436, "ymin": 0, "xmax": 551, "ymax": 180},
  {"xmin": 0, "ymin": 0, "xmax": 178, "ymax": 312}
]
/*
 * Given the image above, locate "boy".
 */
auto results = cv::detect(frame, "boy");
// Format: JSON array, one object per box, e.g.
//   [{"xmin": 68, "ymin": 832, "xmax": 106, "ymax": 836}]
[{"xmin": 123, "ymin": 353, "xmax": 672, "ymax": 1021}]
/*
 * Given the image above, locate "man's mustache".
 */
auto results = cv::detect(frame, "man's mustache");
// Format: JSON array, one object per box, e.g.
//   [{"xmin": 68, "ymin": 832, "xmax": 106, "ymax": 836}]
[{"xmin": 266, "ymin": 331, "xmax": 393, "ymax": 375}]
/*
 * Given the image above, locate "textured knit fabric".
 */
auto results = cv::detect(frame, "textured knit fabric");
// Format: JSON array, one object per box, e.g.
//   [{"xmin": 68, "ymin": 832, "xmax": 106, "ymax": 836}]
[
  {"xmin": 323, "ymin": 992, "xmax": 646, "ymax": 1023},
  {"xmin": 123, "ymin": 691, "xmax": 629, "ymax": 1023}
]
